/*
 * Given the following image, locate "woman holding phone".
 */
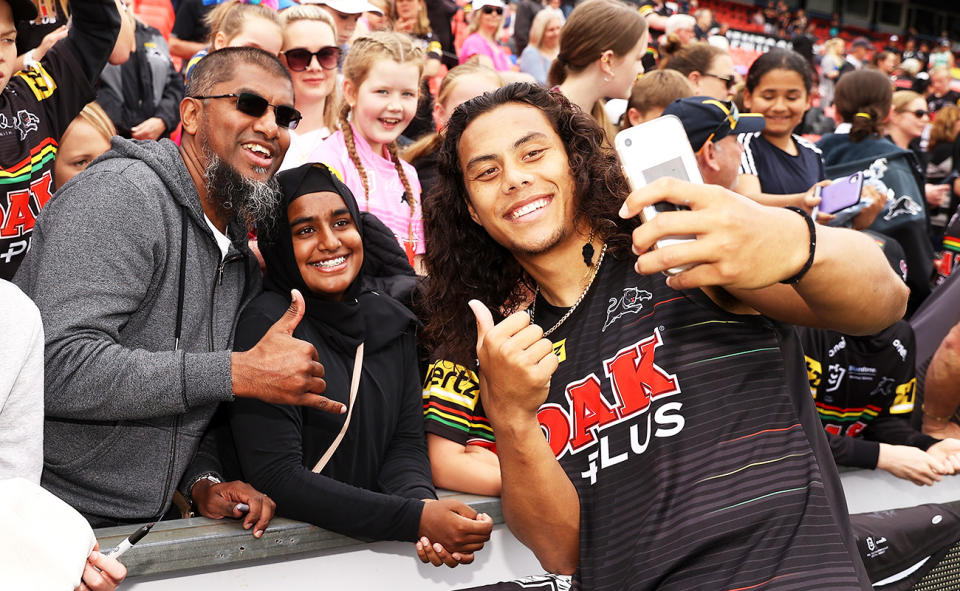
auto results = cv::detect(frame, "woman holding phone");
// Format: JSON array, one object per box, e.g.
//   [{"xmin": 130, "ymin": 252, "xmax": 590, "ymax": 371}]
[{"xmin": 817, "ymin": 69, "xmax": 930, "ymax": 313}]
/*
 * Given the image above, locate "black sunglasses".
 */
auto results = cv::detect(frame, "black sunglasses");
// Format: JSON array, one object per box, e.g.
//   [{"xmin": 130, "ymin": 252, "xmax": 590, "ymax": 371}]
[
  {"xmin": 190, "ymin": 92, "xmax": 302, "ymax": 130},
  {"xmin": 481, "ymin": 5, "xmax": 503, "ymax": 14},
  {"xmin": 283, "ymin": 46, "xmax": 341, "ymax": 72},
  {"xmin": 703, "ymin": 72, "xmax": 736, "ymax": 90},
  {"xmin": 903, "ymin": 108, "xmax": 929, "ymax": 118}
]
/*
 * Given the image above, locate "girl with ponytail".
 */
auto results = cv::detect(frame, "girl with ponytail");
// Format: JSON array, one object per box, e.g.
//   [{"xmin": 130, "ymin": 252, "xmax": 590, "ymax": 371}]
[
  {"xmin": 308, "ymin": 32, "xmax": 426, "ymax": 270},
  {"xmin": 817, "ymin": 68, "xmax": 894, "ymax": 164},
  {"xmin": 548, "ymin": 0, "xmax": 647, "ymax": 142}
]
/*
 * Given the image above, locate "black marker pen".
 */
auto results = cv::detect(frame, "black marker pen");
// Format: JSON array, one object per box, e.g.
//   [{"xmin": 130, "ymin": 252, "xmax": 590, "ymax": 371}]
[{"xmin": 103, "ymin": 522, "xmax": 155, "ymax": 559}]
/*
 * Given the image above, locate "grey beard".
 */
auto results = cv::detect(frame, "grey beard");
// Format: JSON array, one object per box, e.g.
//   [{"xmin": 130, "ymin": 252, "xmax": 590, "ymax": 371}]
[{"xmin": 202, "ymin": 150, "xmax": 280, "ymax": 229}]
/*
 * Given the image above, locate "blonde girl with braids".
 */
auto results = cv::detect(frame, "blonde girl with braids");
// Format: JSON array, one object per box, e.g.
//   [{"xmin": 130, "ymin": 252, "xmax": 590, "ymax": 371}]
[
  {"xmin": 548, "ymin": 0, "xmax": 648, "ymax": 143},
  {"xmin": 278, "ymin": 5, "xmax": 341, "ymax": 171},
  {"xmin": 309, "ymin": 32, "xmax": 426, "ymax": 269},
  {"xmin": 182, "ymin": 0, "xmax": 283, "ymax": 81}
]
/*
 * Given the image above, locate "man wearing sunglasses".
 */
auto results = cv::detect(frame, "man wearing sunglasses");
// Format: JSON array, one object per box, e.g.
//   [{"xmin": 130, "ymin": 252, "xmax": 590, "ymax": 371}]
[
  {"xmin": 15, "ymin": 47, "xmax": 345, "ymax": 535},
  {"xmin": 663, "ymin": 97, "xmax": 765, "ymax": 191}
]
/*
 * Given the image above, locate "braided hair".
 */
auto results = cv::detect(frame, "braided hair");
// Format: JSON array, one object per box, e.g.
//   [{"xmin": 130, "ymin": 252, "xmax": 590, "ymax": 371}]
[{"xmin": 340, "ymin": 32, "xmax": 425, "ymax": 209}]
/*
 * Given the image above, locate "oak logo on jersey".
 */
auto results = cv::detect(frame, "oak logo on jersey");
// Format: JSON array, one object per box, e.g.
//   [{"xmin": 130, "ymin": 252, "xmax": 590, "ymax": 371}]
[
  {"xmin": 537, "ymin": 328, "xmax": 684, "ymax": 485},
  {"xmin": 0, "ymin": 171, "xmax": 54, "ymax": 242},
  {"xmin": 602, "ymin": 287, "xmax": 652, "ymax": 332}
]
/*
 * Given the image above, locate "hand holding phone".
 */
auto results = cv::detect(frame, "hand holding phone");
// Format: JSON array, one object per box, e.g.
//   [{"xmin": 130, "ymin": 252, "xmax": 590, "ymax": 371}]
[
  {"xmin": 814, "ymin": 171, "xmax": 864, "ymax": 215},
  {"xmin": 615, "ymin": 115, "xmax": 701, "ymax": 275}
]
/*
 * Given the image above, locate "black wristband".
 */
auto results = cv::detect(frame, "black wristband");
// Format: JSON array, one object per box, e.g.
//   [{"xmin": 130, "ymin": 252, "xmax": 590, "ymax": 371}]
[{"xmin": 780, "ymin": 206, "xmax": 816, "ymax": 285}]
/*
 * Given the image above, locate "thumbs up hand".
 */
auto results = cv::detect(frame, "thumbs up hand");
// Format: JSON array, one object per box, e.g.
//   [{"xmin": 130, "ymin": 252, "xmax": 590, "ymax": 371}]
[
  {"xmin": 468, "ymin": 300, "xmax": 558, "ymax": 426},
  {"xmin": 232, "ymin": 289, "xmax": 346, "ymax": 413}
]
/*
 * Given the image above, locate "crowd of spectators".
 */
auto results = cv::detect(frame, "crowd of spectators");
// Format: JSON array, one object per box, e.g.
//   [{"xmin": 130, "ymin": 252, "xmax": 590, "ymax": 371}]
[{"xmin": 2, "ymin": 0, "xmax": 960, "ymax": 588}]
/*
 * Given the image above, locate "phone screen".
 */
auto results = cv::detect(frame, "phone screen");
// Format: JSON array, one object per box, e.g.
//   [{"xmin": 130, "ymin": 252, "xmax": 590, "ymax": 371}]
[
  {"xmin": 819, "ymin": 172, "xmax": 864, "ymax": 214},
  {"xmin": 643, "ymin": 157, "xmax": 691, "ymax": 213},
  {"xmin": 643, "ymin": 157, "xmax": 690, "ymax": 183}
]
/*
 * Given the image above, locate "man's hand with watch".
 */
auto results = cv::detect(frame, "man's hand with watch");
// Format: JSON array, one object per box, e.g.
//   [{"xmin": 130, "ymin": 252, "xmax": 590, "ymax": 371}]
[{"xmin": 189, "ymin": 473, "xmax": 277, "ymax": 538}]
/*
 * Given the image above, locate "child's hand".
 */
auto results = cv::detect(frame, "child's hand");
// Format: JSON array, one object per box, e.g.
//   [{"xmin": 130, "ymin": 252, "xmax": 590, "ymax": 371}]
[
  {"xmin": 415, "ymin": 536, "xmax": 474, "ymax": 568},
  {"xmin": 75, "ymin": 545, "xmax": 126, "ymax": 591},
  {"xmin": 926, "ymin": 439, "xmax": 960, "ymax": 475},
  {"xmin": 418, "ymin": 498, "xmax": 492, "ymax": 556},
  {"xmin": 877, "ymin": 443, "xmax": 946, "ymax": 486}
]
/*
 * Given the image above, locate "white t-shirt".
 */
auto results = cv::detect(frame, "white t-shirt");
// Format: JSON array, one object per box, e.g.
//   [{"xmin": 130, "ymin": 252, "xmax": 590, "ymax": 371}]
[
  {"xmin": 204, "ymin": 215, "xmax": 231, "ymax": 261},
  {"xmin": 0, "ymin": 280, "xmax": 43, "ymax": 484},
  {"xmin": 280, "ymin": 126, "xmax": 332, "ymax": 172}
]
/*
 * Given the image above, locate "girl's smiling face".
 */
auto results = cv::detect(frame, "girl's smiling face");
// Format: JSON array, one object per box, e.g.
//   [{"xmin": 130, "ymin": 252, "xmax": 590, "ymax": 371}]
[
  {"xmin": 744, "ymin": 68, "xmax": 812, "ymax": 139},
  {"xmin": 290, "ymin": 191, "xmax": 364, "ymax": 301},
  {"xmin": 344, "ymin": 59, "xmax": 421, "ymax": 155}
]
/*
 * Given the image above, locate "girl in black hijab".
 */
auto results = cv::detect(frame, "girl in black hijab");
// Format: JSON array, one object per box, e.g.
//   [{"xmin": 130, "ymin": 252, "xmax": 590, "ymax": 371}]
[{"xmin": 230, "ymin": 163, "xmax": 491, "ymax": 564}]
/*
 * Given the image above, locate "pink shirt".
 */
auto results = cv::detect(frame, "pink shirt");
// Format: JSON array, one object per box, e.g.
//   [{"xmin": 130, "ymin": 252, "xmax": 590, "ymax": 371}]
[
  {"xmin": 309, "ymin": 124, "xmax": 425, "ymax": 257},
  {"xmin": 459, "ymin": 33, "xmax": 512, "ymax": 72}
]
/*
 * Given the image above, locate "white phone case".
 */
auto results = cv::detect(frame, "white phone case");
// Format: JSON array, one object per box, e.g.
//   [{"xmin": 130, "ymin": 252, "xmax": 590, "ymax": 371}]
[{"xmin": 614, "ymin": 115, "xmax": 700, "ymax": 275}]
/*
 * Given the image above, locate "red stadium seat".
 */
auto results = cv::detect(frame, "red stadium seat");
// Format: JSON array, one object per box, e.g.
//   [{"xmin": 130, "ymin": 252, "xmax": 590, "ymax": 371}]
[{"xmin": 135, "ymin": 0, "xmax": 175, "ymax": 41}]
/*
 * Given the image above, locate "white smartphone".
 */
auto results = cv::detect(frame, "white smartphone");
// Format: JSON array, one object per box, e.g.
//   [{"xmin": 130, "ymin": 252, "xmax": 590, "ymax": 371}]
[{"xmin": 614, "ymin": 115, "xmax": 700, "ymax": 275}]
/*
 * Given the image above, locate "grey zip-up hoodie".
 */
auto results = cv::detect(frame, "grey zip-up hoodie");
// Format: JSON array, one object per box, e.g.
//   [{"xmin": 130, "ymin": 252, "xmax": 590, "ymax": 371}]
[{"xmin": 14, "ymin": 137, "xmax": 260, "ymax": 522}]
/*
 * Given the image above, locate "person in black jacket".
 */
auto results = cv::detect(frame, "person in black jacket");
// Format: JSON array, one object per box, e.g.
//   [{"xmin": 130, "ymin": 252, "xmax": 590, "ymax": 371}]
[
  {"xmin": 97, "ymin": 6, "xmax": 184, "ymax": 140},
  {"xmin": 229, "ymin": 163, "xmax": 492, "ymax": 568}
]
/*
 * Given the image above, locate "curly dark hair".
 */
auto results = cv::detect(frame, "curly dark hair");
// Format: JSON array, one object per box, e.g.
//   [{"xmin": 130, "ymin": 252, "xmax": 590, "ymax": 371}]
[{"xmin": 420, "ymin": 82, "xmax": 635, "ymax": 366}]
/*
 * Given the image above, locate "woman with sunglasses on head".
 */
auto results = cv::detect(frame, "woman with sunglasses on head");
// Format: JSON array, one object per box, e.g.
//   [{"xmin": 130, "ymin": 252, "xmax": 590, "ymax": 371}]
[
  {"xmin": 661, "ymin": 42, "xmax": 735, "ymax": 101},
  {"xmin": 458, "ymin": 0, "xmax": 512, "ymax": 72},
  {"xmin": 278, "ymin": 5, "xmax": 341, "ymax": 171},
  {"xmin": 549, "ymin": 0, "xmax": 647, "ymax": 142},
  {"xmin": 229, "ymin": 163, "xmax": 493, "ymax": 568}
]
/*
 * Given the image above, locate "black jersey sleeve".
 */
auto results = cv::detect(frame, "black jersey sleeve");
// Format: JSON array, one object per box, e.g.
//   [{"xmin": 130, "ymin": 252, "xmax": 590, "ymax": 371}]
[
  {"xmin": 422, "ymin": 359, "xmax": 495, "ymax": 448},
  {"xmin": 863, "ymin": 416, "xmax": 939, "ymax": 450},
  {"xmin": 29, "ymin": 0, "xmax": 120, "ymax": 139},
  {"xmin": 826, "ymin": 431, "xmax": 880, "ymax": 469}
]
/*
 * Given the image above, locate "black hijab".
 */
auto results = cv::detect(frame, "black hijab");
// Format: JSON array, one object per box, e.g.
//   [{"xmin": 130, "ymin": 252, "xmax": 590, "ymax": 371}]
[{"xmin": 261, "ymin": 163, "xmax": 416, "ymax": 354}]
